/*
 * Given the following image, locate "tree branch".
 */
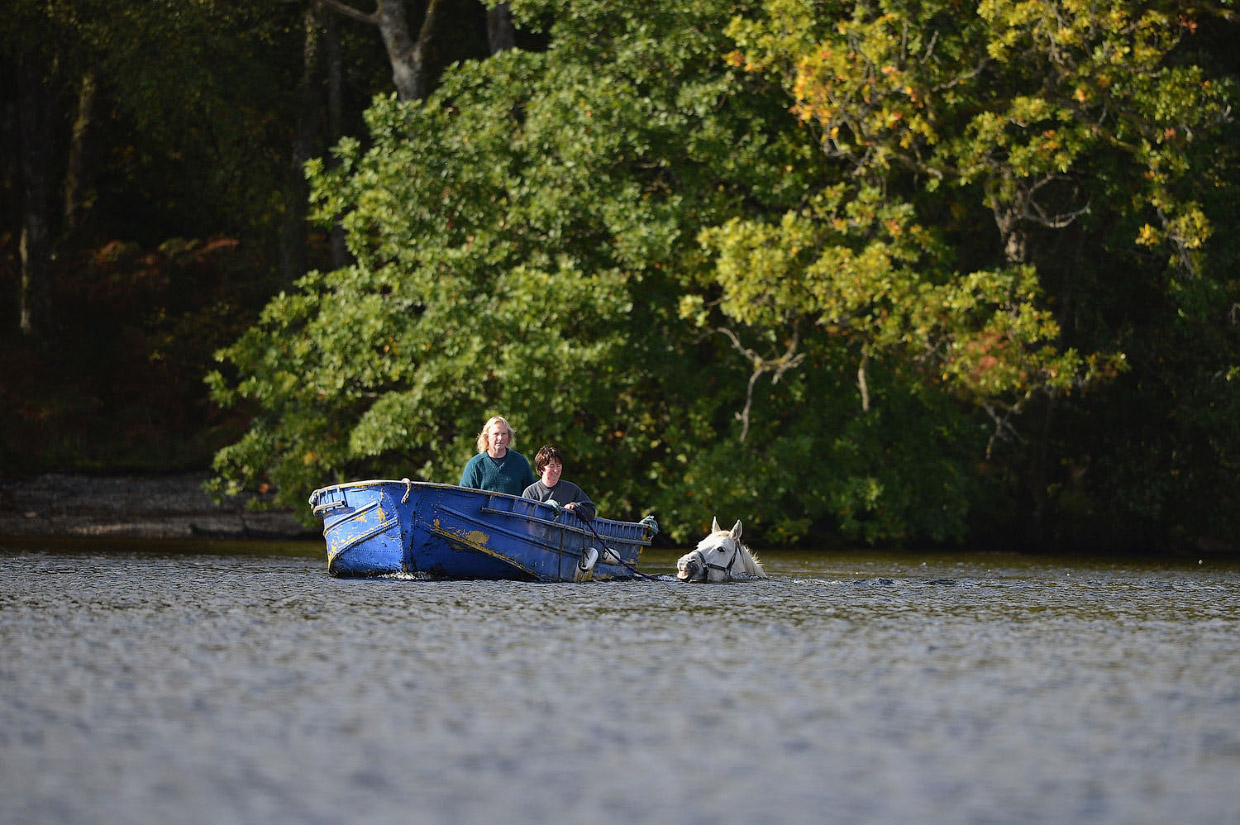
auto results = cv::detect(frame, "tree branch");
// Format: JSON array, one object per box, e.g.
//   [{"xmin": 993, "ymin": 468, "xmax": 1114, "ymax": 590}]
[
  {"xmin": 717, "ymin": 326, "xmax": 806, "ymax": 441},
  {"xmin": 319, "ymin": 0, "xmax": 378, "ymax": 26},
  {"xmin": 857, "ymin": 352, "xmax": 870, "ymax": 412}
]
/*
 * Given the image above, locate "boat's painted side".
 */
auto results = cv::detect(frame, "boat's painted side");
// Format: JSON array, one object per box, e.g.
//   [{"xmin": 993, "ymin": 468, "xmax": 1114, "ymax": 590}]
[
  {"xmin": 311, "ymin": 481, "xmax": 407, "ymax": 577},
  {"xmin": 308, "ymin": 480, "xmax": 653, "ymax": 581}
]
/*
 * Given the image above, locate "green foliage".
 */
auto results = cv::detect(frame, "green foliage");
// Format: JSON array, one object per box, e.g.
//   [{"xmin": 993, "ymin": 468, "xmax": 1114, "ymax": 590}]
[
  {"xmin": 2, "ymin": 0, "xmax": 310, "ymax": 241},
  {"xmin": 211, "ymin": 0, "xmax": 806, "ymax": 537},
  {"xmin": 211, "ymin": 0, "xmax": 1240, "ymax": 550},
  {"xmin": 0, "ymin": 0, "xmax": 395, "ymax": 476},
  {"xmin": 711, "ymin": 0, "xmax": 1240, "ymax": 546}
]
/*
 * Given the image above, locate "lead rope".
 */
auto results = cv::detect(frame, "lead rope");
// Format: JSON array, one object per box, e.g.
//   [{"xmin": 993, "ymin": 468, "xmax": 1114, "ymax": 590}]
[{"xmin": 579, "ymin": 513, "xmax": 658, "ymax": 581}]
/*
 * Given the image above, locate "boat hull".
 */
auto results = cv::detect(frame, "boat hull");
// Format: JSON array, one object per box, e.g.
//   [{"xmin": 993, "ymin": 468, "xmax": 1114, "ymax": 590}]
[{"xmin": 308, "ymin": 480, "xmax": 653, "ymax": 581}]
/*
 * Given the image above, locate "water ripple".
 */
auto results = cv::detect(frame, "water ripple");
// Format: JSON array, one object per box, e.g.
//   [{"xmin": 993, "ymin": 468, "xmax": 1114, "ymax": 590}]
[{"xmin": 2, "ymin": 546, "xmax": 1239, "ymax": 825}]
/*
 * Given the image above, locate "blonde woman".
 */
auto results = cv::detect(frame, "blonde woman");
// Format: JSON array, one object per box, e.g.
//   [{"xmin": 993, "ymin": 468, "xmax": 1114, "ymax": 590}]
[{"xmin": 458, "ymin": 415, "xmax": 537, "ymax": 496}]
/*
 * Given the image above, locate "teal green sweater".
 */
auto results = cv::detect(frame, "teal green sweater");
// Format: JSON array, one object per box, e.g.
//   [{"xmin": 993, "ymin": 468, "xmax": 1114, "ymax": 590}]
[{"xmin": 458, "ymin": 450, "xmax": 536, "ymax": 496}]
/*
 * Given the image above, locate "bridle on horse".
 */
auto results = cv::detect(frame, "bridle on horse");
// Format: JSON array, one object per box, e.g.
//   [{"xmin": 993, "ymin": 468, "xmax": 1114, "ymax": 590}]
[{"xmin": 686, "ymin": 537, "xmax": 744, "ymax": 580}]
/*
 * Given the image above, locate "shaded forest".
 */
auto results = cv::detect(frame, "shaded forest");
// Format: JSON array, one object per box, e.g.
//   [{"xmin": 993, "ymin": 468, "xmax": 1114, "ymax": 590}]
[
  {"xmin": 1, "ymin": 0, "xmax": 519, "ymax": 470},
  {"xmin": 4, "ymin": 0, "xmax": 1240, "ymax": 554}
]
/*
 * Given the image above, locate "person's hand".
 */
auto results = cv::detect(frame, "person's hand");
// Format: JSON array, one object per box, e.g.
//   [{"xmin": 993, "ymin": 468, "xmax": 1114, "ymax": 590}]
[{"xmin": 564, "ymin": 502, "xmax": 577, "ymax": 511}]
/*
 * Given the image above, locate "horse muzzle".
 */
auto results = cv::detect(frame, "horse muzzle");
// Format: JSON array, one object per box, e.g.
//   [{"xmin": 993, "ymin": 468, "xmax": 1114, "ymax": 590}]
[{"xmin": 676, "ymin": 551, "xmax": 706, "ymax": 582}]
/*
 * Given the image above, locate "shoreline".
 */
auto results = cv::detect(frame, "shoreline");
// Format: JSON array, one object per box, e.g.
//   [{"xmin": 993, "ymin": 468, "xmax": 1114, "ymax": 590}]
[{"xmin": 0, "ymin": 472, "xmax": 317, "ymax": 541}]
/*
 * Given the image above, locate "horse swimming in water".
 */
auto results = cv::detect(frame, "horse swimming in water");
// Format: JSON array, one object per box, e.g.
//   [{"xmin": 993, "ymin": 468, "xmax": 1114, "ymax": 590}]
[{"xmin": 676, "ymin": 518, "xmax": 767, "ymax": 582}]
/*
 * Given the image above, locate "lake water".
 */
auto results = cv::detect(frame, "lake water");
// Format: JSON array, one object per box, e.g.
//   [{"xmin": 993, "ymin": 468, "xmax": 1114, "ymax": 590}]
[{"xmin": 2, "ymin": 540, "xmax": 1239, "ymax": 825}]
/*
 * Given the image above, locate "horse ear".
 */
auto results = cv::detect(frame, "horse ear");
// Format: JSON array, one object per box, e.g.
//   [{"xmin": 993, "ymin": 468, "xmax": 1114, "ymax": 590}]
[
  {"xmin": 730, "ymin": 520, "xmax": 742, "ymax": 541},
  {"xmin": 711, "ymin": 516, "xmax": 721, "ymax": 533}
]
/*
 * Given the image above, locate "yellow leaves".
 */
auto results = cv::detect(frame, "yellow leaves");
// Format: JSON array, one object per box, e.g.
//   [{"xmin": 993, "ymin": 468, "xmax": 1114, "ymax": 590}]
[
  {"xmin": 1168, "ymin": 208, "xmax": 1211, "ymax": 250},
  {"xmin": 677, "ymin": 294, "xmax": 709, "ymax": 326},
  {"xmin": 1008, "ymin": 95, "xmax": 1054, "ymax": 123},
  {"xmin": 1055, "ymin": 24, "xmax": 1081, "ymax": 48},
  {"xmin": 1136, "ymin": 205, "xmax": 1212, "ymax": 259}
]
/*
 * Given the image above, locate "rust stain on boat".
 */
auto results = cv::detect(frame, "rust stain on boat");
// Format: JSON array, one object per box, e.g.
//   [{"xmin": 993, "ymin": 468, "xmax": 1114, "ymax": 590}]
[{"xmin": 431, "ymin": 518, "xmax": 491, "ymax": 549}]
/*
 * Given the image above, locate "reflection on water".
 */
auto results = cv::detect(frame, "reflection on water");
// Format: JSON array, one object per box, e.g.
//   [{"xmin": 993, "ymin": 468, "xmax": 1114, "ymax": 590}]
[{"xmin": 2, "ymin": 541, "xmax": 1239, "ymax": 825}]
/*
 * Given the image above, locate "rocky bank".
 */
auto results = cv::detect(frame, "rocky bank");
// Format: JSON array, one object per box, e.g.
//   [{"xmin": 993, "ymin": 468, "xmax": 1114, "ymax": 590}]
[{"xmin": 0, "ymin": 473, "xmax": 317, "ymax": 540}]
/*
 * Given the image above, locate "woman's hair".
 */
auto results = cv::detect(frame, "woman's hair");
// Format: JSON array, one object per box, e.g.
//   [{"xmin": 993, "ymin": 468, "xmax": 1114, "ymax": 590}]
[
  {"xmin": 476, "ymin": 416, "xmax": 516, "ymax": 453},
  {"xmin": 533, "ymin": 444, "xmax": 563, "ymax": 474}
]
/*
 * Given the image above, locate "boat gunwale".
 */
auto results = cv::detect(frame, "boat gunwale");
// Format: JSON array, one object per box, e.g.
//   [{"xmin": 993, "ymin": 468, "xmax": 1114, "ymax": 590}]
[
  {"xmin": 475, "ymin": 504, "xmax": 650, "ymax": 547},
  {"xmin": 312, "ymin": 479, "xmax": 653, "ymax": 545}
]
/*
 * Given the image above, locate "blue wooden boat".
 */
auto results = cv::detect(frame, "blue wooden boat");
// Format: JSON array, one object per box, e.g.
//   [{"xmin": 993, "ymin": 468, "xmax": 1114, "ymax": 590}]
[{"xmin": 307, "ymin": 479, "xmax": 656, "ymax": 581}]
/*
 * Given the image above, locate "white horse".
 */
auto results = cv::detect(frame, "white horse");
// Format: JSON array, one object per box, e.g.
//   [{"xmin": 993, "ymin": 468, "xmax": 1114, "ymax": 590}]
[{"xmin": 676, "ymin": 518, "xmax": 767, "ymax": 582}]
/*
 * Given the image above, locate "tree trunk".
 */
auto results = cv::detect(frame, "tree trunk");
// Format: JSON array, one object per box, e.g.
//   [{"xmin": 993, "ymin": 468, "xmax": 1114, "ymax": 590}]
[
  {"xmin": 324, "ymin": 10, "xmax": 351, "ymax": 270},
  {"xmin": 991, "ymin": 202, "xmax": 1027, "ymax": 266},
  {"xmin": 375, "ymin": 0, "xmax": 432, "ymax": 102},
  {"xmin": 487, "ymin": 3, "xmax": 516, "ymax": 54},
  {"xmin": 62, "ymin": 70, "xmax": 97, "ymax": 239},
  {"xmin": 279, "ymin": 2, "xmax": 325, "ymax": 283},
  {"xmin": 321, "ymin": 0, "xmax": 447, "ymax": 103},
  {"xmin": 1021, "ymin": 394, "xmax": 1054, "ymax": 549},
  {"xmin": 17, "ymin": 56, "xmax": 57, "ymax": 344}
]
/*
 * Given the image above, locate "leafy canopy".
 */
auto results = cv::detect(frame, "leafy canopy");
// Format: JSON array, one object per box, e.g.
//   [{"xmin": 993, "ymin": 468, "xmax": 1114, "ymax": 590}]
[{"xmin": 211, "ymin": 0, "xmax": 1240, "ymax": 549}]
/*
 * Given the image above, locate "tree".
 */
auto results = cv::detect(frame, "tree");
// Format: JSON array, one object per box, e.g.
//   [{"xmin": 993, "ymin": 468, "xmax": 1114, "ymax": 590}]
[
  {"xmin": 209, "ymin": 0, "xmax": 1240, "ymax": 551},
  {"xmin": 208, "ymin": 0, "xmax": 809, "ymax": 540},
  {"xmin": 2, "ymin": 1, "xmax": 297, "ymax": 339},
  {"xmin": 698, "ymin": 0, "xmax": 1240, "ymax": 546},
  {"xmin": 0, "ymin": 0, "xmax": 388, "ymax": 470},
  {"xmin": 318, "ymin": 0, "xmax": 505, "ymax": 102},
  {"xmin": 4, "ymin": 3, "xmax": 71, "ymax": 343}
]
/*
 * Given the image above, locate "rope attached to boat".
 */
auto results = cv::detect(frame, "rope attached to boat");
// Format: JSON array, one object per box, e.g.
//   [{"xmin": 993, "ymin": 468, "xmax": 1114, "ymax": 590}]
[{"xmin": 578, "ymin": 513, "xmax": 658, "ymax": 581}]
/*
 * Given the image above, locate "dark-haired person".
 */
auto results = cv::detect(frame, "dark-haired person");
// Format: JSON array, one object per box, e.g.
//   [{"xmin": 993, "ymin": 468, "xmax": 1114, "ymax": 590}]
[{"xmin": 522, "ymin": 444, "xmax": 596, "ymax": 521}]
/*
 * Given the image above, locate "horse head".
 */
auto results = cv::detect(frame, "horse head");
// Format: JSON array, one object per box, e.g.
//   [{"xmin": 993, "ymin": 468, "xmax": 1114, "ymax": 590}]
[{"xmin": 676, "ymin": 517, "xmax": 766, "ymax": 582}]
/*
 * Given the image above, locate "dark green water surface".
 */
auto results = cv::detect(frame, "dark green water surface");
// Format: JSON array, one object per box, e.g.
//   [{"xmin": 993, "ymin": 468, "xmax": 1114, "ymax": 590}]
[{"xmin": 2, "ymin": 540, "xmax": 1238, "ymax": 825}]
